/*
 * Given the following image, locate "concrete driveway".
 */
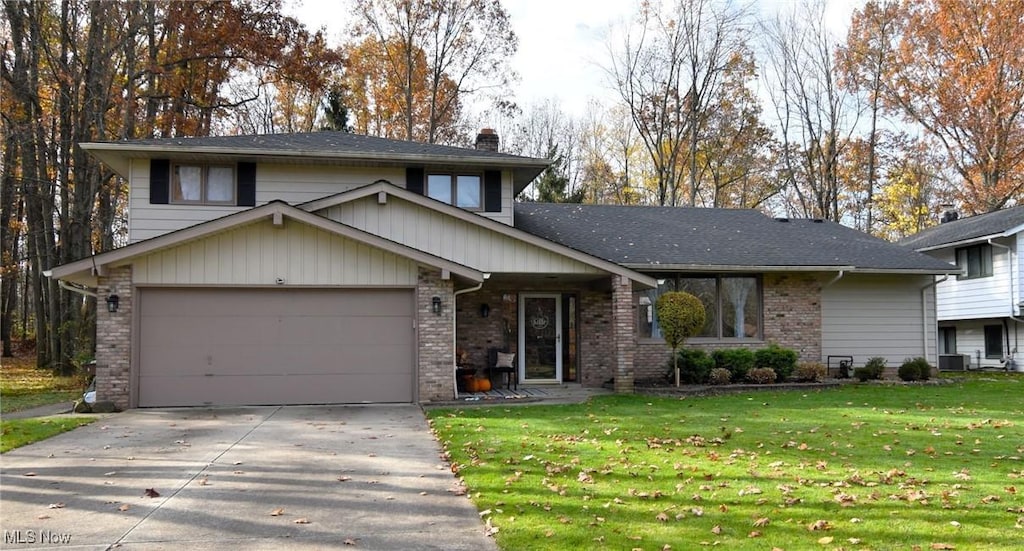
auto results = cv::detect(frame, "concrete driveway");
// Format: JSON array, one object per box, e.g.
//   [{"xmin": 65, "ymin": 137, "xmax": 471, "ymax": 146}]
[{"xmin": 0, "ymin": 405, "xmax": 497, "ymax": 550}]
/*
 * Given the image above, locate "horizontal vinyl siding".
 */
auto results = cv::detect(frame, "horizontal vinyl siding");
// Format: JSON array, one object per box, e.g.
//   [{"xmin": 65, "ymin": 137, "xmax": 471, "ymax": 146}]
[
  {"xmin": 131, "ymin": 218, "xmax": 418, "ymax": 286},
  {"xmin": 940, "ymin": 319, "xmax": 1015, "ymax": 369},
  {"xmin": 128, "ymin": 160, "xmax": 405, "ymax": 242},
  {"xmin": 822, "ymin": 274, "xmax": 935, "ymax": 367},
  {"xmin": 932, "ymin": 242, "xmax": 1012, "ymax": 320},
  {"xmin": 320, "ymin": 196, "xmax": 603, "ymax": 274}
]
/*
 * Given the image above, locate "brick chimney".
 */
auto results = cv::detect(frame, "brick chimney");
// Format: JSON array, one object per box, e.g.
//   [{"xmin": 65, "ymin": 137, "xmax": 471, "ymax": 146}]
[{"xmin": 475, "ymin": 128, "xmax": 499, "ymax": 152}]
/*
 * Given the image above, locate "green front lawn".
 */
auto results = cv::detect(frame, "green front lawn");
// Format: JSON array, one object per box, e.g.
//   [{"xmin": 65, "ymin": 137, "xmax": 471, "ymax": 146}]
[
  {"xmin": 429, "ymin": 380, "xmax": 1024, "ymax": 550},
  {"xmin": 1, "ymin": 416, "xmax": 97, "ymax": 453}
]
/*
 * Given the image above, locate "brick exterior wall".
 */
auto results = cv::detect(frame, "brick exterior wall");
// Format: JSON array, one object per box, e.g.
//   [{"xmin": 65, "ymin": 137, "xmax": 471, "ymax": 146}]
[
  {"xmin": 417, "ymin": 267, "xmax": 455, "ymax": 402},
  {"xmin": 580, "ymin": 288, "xmax": 614, "ymax": 387},
  {"xmin": 611, "ymin": 275, "xmax": 636, "ymax": 393},
  {"xmin": 96, "ymin": 266, "xmax": 132, "ymax": 409},
  {"xmin": 455, "ymin": 287, "xmax": 515, "ymax": 368},
  {"xmin": 634, "ymin": 273, "xmax": 823, "ymax": 382}
]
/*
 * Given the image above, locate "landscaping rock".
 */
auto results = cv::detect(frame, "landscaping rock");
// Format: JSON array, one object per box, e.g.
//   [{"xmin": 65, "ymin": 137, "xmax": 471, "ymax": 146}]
[{"xmin": 91, "ymin": 400, "xmax": 118, "ymax": 413}]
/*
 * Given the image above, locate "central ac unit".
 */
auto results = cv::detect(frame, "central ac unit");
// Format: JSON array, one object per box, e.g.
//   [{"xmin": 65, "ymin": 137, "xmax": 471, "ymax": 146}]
[{"xmin": 938, "ymin": 354, "xmax": 969, "ymax": 371}]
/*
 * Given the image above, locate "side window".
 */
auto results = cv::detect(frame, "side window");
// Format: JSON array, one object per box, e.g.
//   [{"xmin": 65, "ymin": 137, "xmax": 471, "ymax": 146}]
[
  {"xmin": 984, "ymin": 324, "xmax": 1003, "ymax": 359},
  {"xmin": 956, "ymin": 244, "xmax": 993, "ymax": 279},
  {"xmin": 426, "ymin": 173, "xmax": 482, "ymax": 210}
]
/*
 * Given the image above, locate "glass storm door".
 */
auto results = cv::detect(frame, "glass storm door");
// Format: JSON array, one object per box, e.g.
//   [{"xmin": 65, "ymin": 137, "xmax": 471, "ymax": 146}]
[{"xmin": 519, "ymin": 294, "xmax": 562, "ymax": 382}]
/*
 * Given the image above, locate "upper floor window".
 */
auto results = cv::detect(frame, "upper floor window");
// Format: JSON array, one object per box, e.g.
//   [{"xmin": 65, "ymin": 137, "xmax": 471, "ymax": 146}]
[
  {"xmin": 955, "ymin": 243, "xmax": 993, "ymax": 280},
  {"xmin": 427, "ymin": 173, "xmax": 482, "ymax": 209},
  {"xmin": 172, "ymin": 163, "xmax": 235, "ymax": 205},
  {"xmin": 637, "ymin": 274, "xmax": 761, "ymax": 340}
]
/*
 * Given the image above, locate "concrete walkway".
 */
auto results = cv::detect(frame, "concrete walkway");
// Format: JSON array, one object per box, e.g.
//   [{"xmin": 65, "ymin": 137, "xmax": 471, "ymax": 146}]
[
  {"xmin": 2, "ymin": 402, "xmax": 74, "ymax": 420},
  {"xmin": 0, "ymin": 405, "xmax": 497, "ymax": 550}
]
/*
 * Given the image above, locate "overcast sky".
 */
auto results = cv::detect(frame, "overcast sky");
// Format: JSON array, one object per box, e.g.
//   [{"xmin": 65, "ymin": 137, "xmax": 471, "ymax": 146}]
[{"xmin": 285, "ymin": 0, "xmax": 862, "ymax": 118}]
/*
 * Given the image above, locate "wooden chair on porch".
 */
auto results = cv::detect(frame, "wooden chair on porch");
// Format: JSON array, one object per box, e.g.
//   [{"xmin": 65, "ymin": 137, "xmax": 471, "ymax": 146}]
[{"xmin": 486, "ymin": 347, "xmax": 517, "ymax": 390}]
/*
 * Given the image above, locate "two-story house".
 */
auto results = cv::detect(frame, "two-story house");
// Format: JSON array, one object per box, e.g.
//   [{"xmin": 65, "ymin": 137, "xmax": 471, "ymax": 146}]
[
  {"xmin": 901, "ymin": 207, "xmax": 1024, "ymax": 371},
  {"xmin": 50, "ymin": 130, "xmax": 959, "ymax": 408}
]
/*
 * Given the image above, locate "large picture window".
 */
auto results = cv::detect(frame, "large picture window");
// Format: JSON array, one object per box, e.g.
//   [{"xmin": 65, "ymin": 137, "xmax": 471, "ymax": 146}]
[
  {"xmin": 427, "ymin": 173, "xmax": 482, "ymax": 209},
  {"xmin": 171, "ymin": 164, "xmax": 235, "ymax": 204},
  {"xmin": 956, "ymin": 244, "xmax": 993, "ymax": 280},
  {"xmin": 637, "ymin": 275, "xmax": 761, "ymax": 340}
]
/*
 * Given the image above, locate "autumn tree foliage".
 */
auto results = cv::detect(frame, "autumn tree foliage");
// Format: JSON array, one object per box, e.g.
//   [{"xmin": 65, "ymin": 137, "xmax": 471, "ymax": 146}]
[
  {"xmin": 346, "ymin": 0, "xmax": 518, "ymax": 145},
  {"xmin": 0, "ymin": 0, "xmax": 341, "ymax": 367},
  {"xmin": 874, "ymin": 0, "xmax": 1024, "ymax": 214}
]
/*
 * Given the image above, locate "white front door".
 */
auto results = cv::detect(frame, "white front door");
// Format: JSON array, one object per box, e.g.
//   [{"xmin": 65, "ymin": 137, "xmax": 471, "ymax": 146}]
[{"xmin": 519, "ymin": 293, "xmax": 562, "ymax": 382}]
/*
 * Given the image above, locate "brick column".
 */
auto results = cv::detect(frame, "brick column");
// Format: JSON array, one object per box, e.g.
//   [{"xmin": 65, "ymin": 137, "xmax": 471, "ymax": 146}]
[
  {"xmin": 417, "ymin": 267, "xmax": 455, "ymax": 402},
  {"xmin": 96, "ymin": 266, "xmax": 132, "ymax": 410},
  {"xmin": 611, "ymin": 274, "xmax": 636, "ymax": 394}
]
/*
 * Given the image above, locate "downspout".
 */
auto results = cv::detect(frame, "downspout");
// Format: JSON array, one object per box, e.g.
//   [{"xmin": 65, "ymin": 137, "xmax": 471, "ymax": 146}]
[
  {"xmin": 920, "ymin": 275, "xmax": 948, "ymax": 365},
  {"xmin": 987, "ymin": 239, "xmax": 1024, "ymax": 366},
  {"xmin": 823, "ymin": 269, "xmax": 845, "ymax": 288},
  {"xmin": 451, "ymin": 274, "xmax": 490, "ymax": 400}
]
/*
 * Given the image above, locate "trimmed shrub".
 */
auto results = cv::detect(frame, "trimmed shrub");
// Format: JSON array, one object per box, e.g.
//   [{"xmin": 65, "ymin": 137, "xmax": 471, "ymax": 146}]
[
  {"xmin": 794, "ymin": 362, "xmax": 826, "ymax": 382},
  {"xmin": 898, "ymin": 357, "xmax": 932, "ymax": 381},
  {"xmin": 712, "ymin": 348, "xmax": 755, "ymax": 381},
  {"xmin": 855, "ymin": 357, "xmax": 887, "ymax": 381},
  {"xmin": 754, "ymin": 344, "xmax": 799, "ymax": 380},
  {"xmin": 708, "ymin": 367, "xmax": 731, "ymax": 385},
  {"xmin": 747, "ymin": 367, "xmax": 777, "ymax": 384},
  {"xmin": 666, "ymin": 348, "xmax": 715, "ymax": 384}
]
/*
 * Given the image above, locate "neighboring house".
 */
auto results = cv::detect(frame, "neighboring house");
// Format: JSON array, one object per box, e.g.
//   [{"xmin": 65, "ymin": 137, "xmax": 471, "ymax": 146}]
[
  {"xmin": 50, "ymin": 130, "xmax": 959, "ymax": 409},
  {"xmin": 901, "ymin": 206, "xmax": 1024, "ymax": 370}
]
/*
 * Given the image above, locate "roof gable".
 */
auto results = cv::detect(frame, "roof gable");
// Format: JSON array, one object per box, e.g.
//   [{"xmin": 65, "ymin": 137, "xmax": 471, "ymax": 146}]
[
  {"xmin": 50, "ymin": 201, "xmax": 483, "ymax": 286},
  {"xmin": 300, "ymin": 183, "xmax": 657, "ymax": 287},
  {"xmin": 515, "ymin": 203, "xmax": 959, "ymax": 274}
]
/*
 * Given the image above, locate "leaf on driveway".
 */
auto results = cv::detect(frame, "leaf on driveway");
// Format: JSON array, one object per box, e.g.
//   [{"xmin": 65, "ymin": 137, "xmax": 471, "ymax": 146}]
[
  {"xmin": 344, "ymin": 538, "xmax": 358, "ymax": 545},
  {"xmin": 118, "ymin": 504, "xmax": 130, "ymax": 512},
  {"xmin": 270, "ymin": 508, "xmax": 285, "ymax": 516},
  {"xmin": 143, "ymin": 488, "xmax": 160, "ymax": 498},
  {"xmin": 47, "ymin": 503, "xmax": 65, "ymax": 509},
  {"xmin": 294, "ymin": 518, "xmax": 310, "ymax": 524},
  {"xmin": 23, "ymin": 472, "xmax": 37, "ymax": 477}
]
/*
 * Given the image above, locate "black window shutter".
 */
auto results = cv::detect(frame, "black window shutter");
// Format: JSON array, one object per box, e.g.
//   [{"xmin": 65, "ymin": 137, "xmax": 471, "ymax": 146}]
[
  {"xmin": 406, "ymin": 167, "xmax": 424, "ymax": 195},
  {"xmin": 150, "ymin": 159, "xmax": 170, "ymax": 204},
  {"xmin": 237, "ymin": 162, "xmax": 256, "ymax": 206},
  {"xmin": 484, "ymin": 170, "xmax": 502, "ymax": 212}
]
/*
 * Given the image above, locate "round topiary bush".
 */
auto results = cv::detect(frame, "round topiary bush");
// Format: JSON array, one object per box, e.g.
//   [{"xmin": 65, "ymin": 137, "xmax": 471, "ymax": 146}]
[
  {"xmin": 898, "ymin": 357, "xmax": 932, "ymax": 381},
  {"xmin": 747, "ymin": 367, "xmax": 777, "ymax": 384},
  {"xmin": 656, "ymin": 291, "xmax": 707, "ymax": 386},
  {"xmin": 754, "ymin": 344, "xmax": 799, "ymax": 381},
  {"xmin": 708, "ymin": 367, "xmax": 731, "ymax": 385}
]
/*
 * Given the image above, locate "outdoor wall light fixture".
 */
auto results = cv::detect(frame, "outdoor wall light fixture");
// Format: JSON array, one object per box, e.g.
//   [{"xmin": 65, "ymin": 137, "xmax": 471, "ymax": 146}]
[
  {"xmin": 432, "ymin": 296, "xmax": 442, "ymax": 315},
  {"xmin": 106, "ymin": 294, "xmax": 120, "ymax": 313},
  {"xmin": 480, "ymin": 303, "xmax": 491, "ymax": 318}
]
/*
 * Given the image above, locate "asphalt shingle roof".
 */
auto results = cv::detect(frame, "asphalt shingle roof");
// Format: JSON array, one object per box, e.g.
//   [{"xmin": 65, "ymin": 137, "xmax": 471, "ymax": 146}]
[
  {"xmin": 514, "ymin": 203, "xmax": 958, "ymax": 273},
  {"xmin": 898, "ymin": 206, "xmax": 1024, "ymax": 250},
  {"xmin": 114, "ymin": 131, "xmax": 541, "ymax": 162}
]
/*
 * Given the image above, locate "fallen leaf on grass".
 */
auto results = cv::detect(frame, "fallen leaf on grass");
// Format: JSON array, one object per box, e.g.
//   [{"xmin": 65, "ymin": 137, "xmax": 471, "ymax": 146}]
[
  {"xmin": 817, "ymin": 536, "xmax": 834, "ymax": 544},
  {"xmin": 711, "ymin": 525, "xmax": 722, "ymax": 534},
  {"xmin": 748, "ymin": 531, "xmax": 762, "ymax": 538},
  {"xmin": 930, "ymin": 544, "xmax": 955, "ymax": 550},
  {"xmin": 753, "ymin": 517, "xmax": 770, "ymax": 527},
  {"xmin": 656, "ymin": 512, "xmax": 669, "ymax": 522},
  {"xmin": 807, "ymin": 520, "xmax": 832, "ymax": 531}
]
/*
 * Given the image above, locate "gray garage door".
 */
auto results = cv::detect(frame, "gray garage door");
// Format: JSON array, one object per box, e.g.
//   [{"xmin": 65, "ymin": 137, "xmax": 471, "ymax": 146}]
[{"xmin": 138, "ymin": 288, "xmax": 415, "ymax": 407}]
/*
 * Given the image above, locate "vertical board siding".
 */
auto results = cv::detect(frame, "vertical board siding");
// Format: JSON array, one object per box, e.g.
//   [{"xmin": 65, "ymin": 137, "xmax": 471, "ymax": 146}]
[
  {"xmin": 127, "ymin": 161, "xmax": 406, "ymax": 243},
  {"xmin": 132, "ymin": 219, "xmax": 418, "ymax": 286},
  {"xmin": 932, "ymin": 242, "xmax": 1012, "ymax": 320},
  {"xmin": 822, "ymin": 274, "xmax": 936, "ymax": 367},
  {"xmin": 316, "ymin": 195, "xmax": 602, "ymax": 274}
]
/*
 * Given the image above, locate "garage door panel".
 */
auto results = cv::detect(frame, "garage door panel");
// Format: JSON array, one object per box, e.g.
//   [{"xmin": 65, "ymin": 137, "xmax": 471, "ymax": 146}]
[
  {"xmin": 138, "ymin": 288, "xmax": 415, "ymax": 406},
  {"xmin": 141, "ymin": 373, "xmax": 413, "ymax": 407}
]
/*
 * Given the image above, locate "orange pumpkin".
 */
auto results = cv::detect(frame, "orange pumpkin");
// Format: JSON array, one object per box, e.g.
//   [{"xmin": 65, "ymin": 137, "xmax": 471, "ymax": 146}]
[
  {"xmin": 475, "ymin": 377, "xmax": 491, "ymax": 393},
  {"xmin": 465, "ymin": 377, "xmax": 478, "ymax": 393}
]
